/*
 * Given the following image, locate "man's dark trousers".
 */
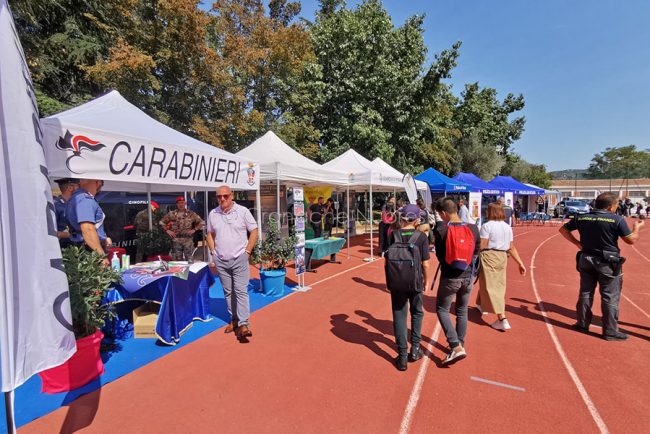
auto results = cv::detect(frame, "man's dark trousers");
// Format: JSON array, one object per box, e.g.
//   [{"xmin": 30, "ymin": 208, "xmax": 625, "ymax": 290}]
[
  {"xmin": 436, "ymin": 275, "xmax": 472, "ymax": 348},
  {"xmin": 577, "ymin": 254, "xmax": 622, "ymax": 337},
  {"xmin": 312, "ymin": 222, "xmax": 322, "ymax": 238},
  {"xmin": 391, "ymin": 290, "xmax": 423, "ymax": 357}
]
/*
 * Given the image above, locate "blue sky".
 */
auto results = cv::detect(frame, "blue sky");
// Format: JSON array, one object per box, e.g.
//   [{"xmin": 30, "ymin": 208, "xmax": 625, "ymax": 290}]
[{"xmin": 206, "ymin": 1, "xmax": 650, "ymax": 171}]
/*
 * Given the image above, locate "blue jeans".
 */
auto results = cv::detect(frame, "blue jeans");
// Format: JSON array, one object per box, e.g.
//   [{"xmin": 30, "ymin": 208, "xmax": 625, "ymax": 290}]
[{"xmin": 436, "ymin": 275, "xmax": 473, "ymax": 349}]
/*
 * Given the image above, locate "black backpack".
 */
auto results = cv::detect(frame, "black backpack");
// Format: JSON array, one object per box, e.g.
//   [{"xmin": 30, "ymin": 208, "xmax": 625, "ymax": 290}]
[{"xmin": 384, "ymin": 230, "xmax": 424, "ymax": 292}]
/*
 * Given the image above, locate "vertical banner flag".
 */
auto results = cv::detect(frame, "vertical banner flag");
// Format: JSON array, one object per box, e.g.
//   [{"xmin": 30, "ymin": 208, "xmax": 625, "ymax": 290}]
[
  {"xmin": 0, "ymin": 0, "xmax": 76, "ymax": 392},
  {"xmin": 469, "ymin": 192, "xmax": 482, "ymax": 226},
  {"xmin": 293, "ymin": 187, "xmax": 306, "ymax": 277},
  {"xmin": 402, "ymin": 174, "xmax": 418, "ymax": 205}
]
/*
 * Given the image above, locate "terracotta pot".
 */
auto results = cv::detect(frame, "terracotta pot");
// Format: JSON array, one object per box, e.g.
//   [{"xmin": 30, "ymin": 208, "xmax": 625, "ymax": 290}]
[{"xmin": 38, "ymin": 330, "xmax": 104, "ymax": 393}]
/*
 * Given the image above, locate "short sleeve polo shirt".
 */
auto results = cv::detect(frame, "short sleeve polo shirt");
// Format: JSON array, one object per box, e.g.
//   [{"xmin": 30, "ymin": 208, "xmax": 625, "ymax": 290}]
[{"xmin": 563, "ymin": 210, "xmax": 632, "ymax": 256}]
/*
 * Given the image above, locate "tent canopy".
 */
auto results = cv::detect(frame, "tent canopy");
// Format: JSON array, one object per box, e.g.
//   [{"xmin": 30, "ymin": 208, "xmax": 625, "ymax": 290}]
[
  {"xmin": 236, "ymin": 131, "xmax": 348, "ymax": 185},
  {"xmin": 322, "ymin": 149, "xmax": 403, "ymax": 190},
  {"xmin": 525, "ymin": 182, "xmax": 558, "ymax": 195},
  {"xmin": 371, "ymin": 157, "xmax": 428, "ymax": 192},
  {"xmin": 453, "ymin": 172, "xmax": 502, "ymax": 195},
  {"xmin": 488, "ymin": 176, "xmax": 545, "ymax": 195},
  {"xmin": 41, "ymin": 90, "xmax": 259, "ymax": 192},
  {"xmin": 415, "ymin": 167, "xmax": 471, "ymax": 193}
]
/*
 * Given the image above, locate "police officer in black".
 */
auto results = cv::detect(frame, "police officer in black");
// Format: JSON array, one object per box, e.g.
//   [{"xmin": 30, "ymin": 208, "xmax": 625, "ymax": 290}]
[{"xmin": 559, "ymin": 192, "xmax": 644, "ymax": 341}]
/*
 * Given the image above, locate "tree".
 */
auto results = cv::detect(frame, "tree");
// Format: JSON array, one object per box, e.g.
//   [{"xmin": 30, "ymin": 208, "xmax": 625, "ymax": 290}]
[
  {"xmin": 209, "ymin": 0, "xmax": 319, "ymax": 151},
  {"xmin": 454, "ymin": 133, "xmax": 505, "ymax": 180},
  {"xmin": 11, "ymin": 0, "xmax": 130, "ymax": 113},
  {"xmin": 310, "ymin": 0, "xmax": 461, "ymax": 173},
  {"xmin": 587, "ymin": 145, "xmax": 650, "ymax": 179},
  {"xmin": 501, "ymin": 154, "xmax": 552, "ymax": 189},
  {"xmin": 452, "ymin": 82, "xmax": 525, "ymax": 156}
]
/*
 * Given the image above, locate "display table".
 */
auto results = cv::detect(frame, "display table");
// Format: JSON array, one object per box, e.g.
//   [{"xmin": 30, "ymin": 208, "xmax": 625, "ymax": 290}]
[
  {"xmin": 105, "ymin": 262, "xmax": 214, "ymax": 345},
  {"xmin": 304, "ymin": 237, "xmax": 345, "ymax": 272}
]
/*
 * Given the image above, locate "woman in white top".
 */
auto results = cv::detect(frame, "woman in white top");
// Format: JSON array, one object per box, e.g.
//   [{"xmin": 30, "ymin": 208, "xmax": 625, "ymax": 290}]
[{"xmin": 476, "ymin": 203, "xmax": 526, "ymax": 331}]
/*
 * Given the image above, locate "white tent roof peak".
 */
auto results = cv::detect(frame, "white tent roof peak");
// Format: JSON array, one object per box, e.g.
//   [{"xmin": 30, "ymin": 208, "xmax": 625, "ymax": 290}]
[
  {"xmin": 236, "ymin": 130, "xmax": 348, "ymax": 185},
  {"xmin": 238, "ymin": 130, "xmax": 322, "ymax": 171},
  {"xmin": 324, "ymin": 148, "xmax": 375, "ymax": 174},
  {"xmin": 41, "ymin": 90, "xmax": 259, "ymax": 191},
  {"xmin": 45, "ymin": 90, "xmax": 216, "ymax": 153}
]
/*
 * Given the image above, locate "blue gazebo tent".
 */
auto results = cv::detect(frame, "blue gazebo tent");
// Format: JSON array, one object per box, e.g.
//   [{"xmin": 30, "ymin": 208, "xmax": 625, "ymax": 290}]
[
  {"xmin": 453, "ymin": 172, "xmax": 503, "ymax": 195},
  {"xmin": 487, "ymin": 176, "xmax": 545, "ymax": 195},
  {"xmin": 415, "ymin": 167, "xmax": 471, "ymax": 193}
]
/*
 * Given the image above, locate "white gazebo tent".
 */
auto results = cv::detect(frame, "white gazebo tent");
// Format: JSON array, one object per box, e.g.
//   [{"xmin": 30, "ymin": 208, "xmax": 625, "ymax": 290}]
[
  {"xmin": 237, "ymin": 131, "xmax": 349, "ymax": 220},
  {"xmin": 371, "ymin": 157, "xmax": 431, "ymax": 204},
  {"xmin": 41, "ymin": 90, "xmax": 262, "ymax": 237},
  {"xmin": 323, "ymin": 149, "xmax": 411, "ymax": 260}
]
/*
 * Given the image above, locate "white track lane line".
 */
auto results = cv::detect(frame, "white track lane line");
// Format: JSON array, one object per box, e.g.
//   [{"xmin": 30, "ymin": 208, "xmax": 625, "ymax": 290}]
[
  {"xmin": 621, "ymin": 294, "xmax": 650, "ymax": 320},
  {"xmin": 530, "ymin": 234, "xmax": 609, "ymax": 434},
  {"xmin": 630, "ymin": 245, "xmax": 650, "ymax": 263},
  {"xmin": 398, "ymin": 227, "xmax": 539, "ymax": 433},
  {"xmin": 621, "ymin": 244, "xmax": 650, "ymax": 319},
  {"xmin": 399, "ymin": 321, "xmax": 441, "ymax": 434}
]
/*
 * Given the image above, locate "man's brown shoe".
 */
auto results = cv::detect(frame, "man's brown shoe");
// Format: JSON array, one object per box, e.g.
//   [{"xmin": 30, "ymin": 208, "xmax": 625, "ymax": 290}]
[
  {"xmin": 236, "ymin": 324, "xmax": 252, "ymax": 338},
  {"xmin": 224, "ymin": 321, "xmax": 238, "ymax": 333}
]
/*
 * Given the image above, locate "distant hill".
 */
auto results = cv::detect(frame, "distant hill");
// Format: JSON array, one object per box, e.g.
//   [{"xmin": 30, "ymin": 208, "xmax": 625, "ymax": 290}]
[{"xmin": 550, "ymin": 169, "xmax": 589, "ymax": 180}]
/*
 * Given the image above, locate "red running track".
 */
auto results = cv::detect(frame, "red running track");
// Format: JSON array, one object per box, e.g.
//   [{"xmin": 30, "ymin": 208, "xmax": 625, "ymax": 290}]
[{"xmin": 22, "ymin": 226, "xmax": 650, "ymax": 433}]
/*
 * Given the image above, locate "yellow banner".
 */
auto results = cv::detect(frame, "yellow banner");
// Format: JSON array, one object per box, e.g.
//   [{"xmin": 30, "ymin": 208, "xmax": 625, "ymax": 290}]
[{"xmin": 304, "ymin": 186, "xmax": 332, "ymax": 205}]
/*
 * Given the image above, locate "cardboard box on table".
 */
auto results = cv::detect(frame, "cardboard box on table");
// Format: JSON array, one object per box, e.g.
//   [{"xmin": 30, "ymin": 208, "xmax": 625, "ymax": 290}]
[{"xmin": 132, "ymin": 302, "xmax": 160, "ymax": 338}]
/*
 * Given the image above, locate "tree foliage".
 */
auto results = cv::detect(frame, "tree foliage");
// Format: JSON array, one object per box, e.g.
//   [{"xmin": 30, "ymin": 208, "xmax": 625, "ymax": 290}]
[
  {"xmin": 13, "ymin": 0, "xmax": 537, "ymax": 179},
  {"xmin": 587, "ymin": 145, "xmax": 650, "ymax": 179},
  {"xmin": 310, "ymin": 0, "xmax": 464, "ymax": 173},
  {"xmin": 501, "ymin": 154, "xmax": 552, "ymax": 189}
]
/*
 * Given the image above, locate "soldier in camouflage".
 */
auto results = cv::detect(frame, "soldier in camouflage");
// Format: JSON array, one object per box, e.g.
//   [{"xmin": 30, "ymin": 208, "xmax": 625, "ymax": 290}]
[
  {"xmin": 159, "ymin": 196, "xmax": 204, "ymax": 261},
  {"xmin": 134, "ymin": 201, "xmax": 160, "ymax": 262}
]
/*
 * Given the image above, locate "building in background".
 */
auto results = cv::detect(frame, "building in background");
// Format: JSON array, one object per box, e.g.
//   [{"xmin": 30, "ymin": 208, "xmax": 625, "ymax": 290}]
[{"xmin": 550, "ymin": 179, "xmax": 650, "ymax": 201}]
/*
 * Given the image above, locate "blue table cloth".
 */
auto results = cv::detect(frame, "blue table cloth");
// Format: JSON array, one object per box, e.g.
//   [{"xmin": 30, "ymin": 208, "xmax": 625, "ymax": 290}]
[{"xmin": 105, "ymin": 263, "xmax": 215, "ymax": 345}]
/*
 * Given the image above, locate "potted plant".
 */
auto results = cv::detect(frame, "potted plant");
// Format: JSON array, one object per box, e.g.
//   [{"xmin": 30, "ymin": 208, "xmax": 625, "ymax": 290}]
[
  {"xmin": 252, "ymin": 221, "xmax": 295, "ymax": 296},
  {"xmin": 139, "ymin": 209, "xmax": 173, "ymax": 261},
  {"xmin": 39, "ymin": 246, "xmax": 121, "ymax": 393}
]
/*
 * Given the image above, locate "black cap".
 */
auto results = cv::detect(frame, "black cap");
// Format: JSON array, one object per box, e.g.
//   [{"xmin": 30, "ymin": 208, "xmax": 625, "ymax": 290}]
[{"xmin": 54, "ymin": 178, "xmax": 80, "ymax": 185}]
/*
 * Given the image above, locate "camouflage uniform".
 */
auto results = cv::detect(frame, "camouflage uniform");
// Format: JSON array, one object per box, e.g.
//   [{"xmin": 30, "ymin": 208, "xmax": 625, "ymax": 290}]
[
  {"xmin": 134, "ymin": 209, "xmax": 153, "ymax": 262},
  {"xmin": 160, "ymin": 209, "xmax": 204, "ymax": 261}
]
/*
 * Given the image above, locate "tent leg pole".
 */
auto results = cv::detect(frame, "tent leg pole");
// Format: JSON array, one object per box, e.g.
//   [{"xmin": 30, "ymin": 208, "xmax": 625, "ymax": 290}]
[
  {"xmin": 256, "ymin": 184, "xmax": 263, "ymax": 242},
  {"xmin": 365, "ymin": 182, "xmax": 375, "ymax": 262},
  {"xmin": 147, "ymin": 188, "xmax": 152, "ymax": 231},
  {"xmin": 276, "ymin": 163, "xmax": 281, "ymax": 230},
  {"xmin": 204, "ymin": 190, "xmax": 209, "ymax": 261},
  {"xmin": 347, "ymin": 184, "xmax": 350, "ymax": 259},
  {"xmin": 5, "ymin": 391, "xmax": 16, "ymax": 434}
]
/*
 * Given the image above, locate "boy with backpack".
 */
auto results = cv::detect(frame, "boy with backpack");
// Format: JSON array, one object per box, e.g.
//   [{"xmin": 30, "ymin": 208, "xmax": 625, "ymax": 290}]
[
  {"xmin": 433, "ymin": 197, "xmax": 481, "ymax": 365},
  {"xmin": 384, "ymin": 204, "xmax": 432, "ymax": 371}
]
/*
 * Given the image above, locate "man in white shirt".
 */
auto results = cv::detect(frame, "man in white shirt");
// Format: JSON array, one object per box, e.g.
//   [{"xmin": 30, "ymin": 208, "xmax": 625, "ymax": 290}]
[
  {"xmin": 206, "ymin": 185, "xmax": 259, "ymax": 339},
  {"xmin": 458, "ymin": 199, "xmax": 470, "ymax": 223}
]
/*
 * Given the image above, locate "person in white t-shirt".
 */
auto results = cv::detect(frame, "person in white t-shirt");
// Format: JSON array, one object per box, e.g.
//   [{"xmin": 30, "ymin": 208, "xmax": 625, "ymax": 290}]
[{"xmin": 476, "ymin": 203, "xmax": 526, "ymax": 331}]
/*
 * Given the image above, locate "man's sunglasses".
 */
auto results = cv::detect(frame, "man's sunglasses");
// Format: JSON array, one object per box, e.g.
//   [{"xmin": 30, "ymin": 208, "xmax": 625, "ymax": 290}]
[{"xmin": 217, "ymin": 194, "xmax": 231, "ymax": 199}]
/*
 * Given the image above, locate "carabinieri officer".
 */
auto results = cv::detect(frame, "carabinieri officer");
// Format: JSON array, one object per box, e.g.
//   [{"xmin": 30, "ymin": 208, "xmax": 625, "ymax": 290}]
[
  {"xmin": 559, "ymin": 192, "xmax": 644, "ymax": 341},
  {"xmin": 65, "ymin": 178, "xmax": 112, "ymax": 267}
]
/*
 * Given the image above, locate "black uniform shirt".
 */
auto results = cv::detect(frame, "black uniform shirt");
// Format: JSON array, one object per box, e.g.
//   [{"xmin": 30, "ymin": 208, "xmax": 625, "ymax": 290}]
[
  {"xmin": 563, "ymin": 210, "xmax": 632, "ymax": 256},
  {"xmin": 309, "ymin": 203, "xmax": 324, "ymax": 222}
]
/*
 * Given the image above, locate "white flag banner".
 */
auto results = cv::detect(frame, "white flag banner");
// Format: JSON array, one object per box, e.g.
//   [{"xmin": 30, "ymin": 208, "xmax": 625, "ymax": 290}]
[
  {"xmin": 402, "ymin": 174, "xmax": 418, "ymax": 204},
  {"xmin": 0, "ymin": 0, "xmax": 76, "ymax": 392}
]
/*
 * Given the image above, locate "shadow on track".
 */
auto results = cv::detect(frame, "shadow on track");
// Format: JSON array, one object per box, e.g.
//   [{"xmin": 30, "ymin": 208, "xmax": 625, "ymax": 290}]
[{"xmin": 511, "ymin": 297, "xmax": 650, "ymax": 342}]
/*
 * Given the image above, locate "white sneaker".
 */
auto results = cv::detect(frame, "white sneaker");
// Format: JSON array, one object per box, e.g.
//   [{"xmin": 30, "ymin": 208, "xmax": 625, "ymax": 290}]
[
  {"xmin": 491, "ymin": 318, "xmax": 511, "ymax": 331},
  {"xmin": 443, "ymin": 347, "xmax": 467, "ymax": 365}
]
